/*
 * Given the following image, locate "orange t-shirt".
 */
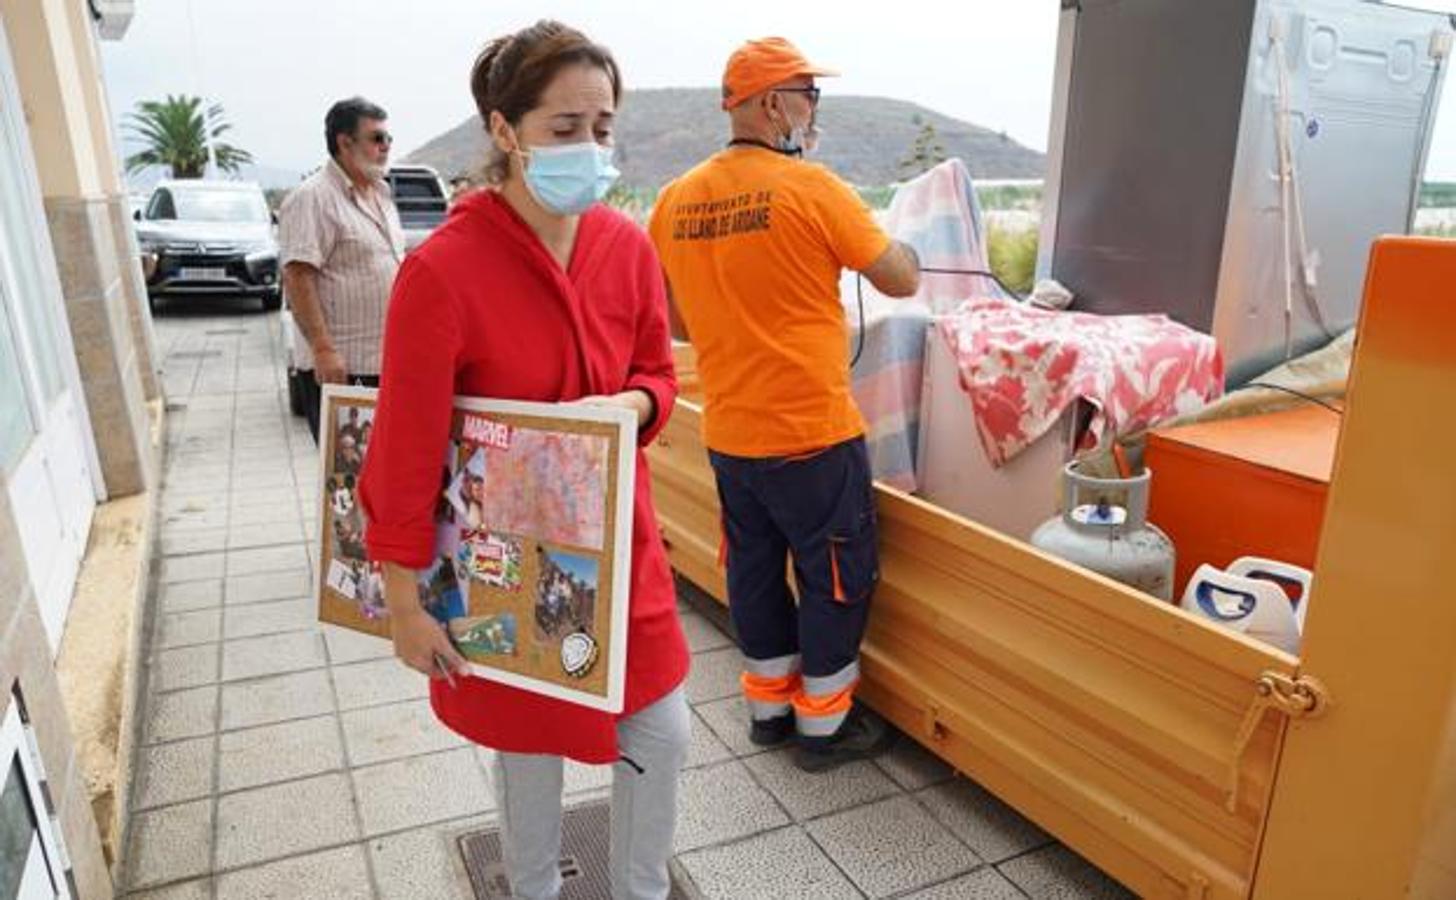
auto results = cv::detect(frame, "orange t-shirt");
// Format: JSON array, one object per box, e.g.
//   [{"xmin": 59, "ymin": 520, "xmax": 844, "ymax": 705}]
[{"xmin": 649, "ymin": 146, "xmax": 891, "ymax": 458}]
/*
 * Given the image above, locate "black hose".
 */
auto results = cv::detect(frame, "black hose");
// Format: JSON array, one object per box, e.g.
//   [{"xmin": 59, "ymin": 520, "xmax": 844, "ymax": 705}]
[
  {"xmin": 851, "ymin": 267, "xmax": 1021, "ymax": 370},
  {"xmin": 1242, "ymin": 381, "xmax": 1344, "ymax": 414}
]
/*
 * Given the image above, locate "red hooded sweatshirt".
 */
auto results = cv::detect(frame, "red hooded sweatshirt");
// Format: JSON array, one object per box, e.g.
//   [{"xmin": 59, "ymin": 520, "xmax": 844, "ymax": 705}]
[{"xmin": 359, "ymin": 189, "xmax": 688, "ymax": 763}]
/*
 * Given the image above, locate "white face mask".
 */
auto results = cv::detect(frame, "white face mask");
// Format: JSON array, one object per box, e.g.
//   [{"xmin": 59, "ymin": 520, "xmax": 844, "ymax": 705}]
[
  {"xmin": 771, "ymin": 99, "xmax": 815, "ymax": 157},
  {"xmin": 803, "ymin": 124, "xmax": 822, "ymax": 156},
  {"xmin": 780, "ymin": 123, "xmax": 807, "ymax": 156}
]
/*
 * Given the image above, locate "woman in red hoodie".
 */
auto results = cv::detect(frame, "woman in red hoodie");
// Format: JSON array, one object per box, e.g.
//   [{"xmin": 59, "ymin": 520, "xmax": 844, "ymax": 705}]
[{"xmin": 358, "ymin": 20, "xmax": 690, "ymax": 900}]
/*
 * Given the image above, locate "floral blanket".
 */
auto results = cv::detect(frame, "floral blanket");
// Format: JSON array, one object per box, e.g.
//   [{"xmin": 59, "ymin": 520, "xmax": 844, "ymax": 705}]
[{"xmin": 937, "ymin": 297, "xmax": 1225, "ymax": 467}]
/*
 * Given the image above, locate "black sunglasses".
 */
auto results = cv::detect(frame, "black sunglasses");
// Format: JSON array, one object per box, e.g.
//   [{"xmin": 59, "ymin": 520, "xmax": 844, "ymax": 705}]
[
  {"xmin": 360, "ymin": 130, "xmax": 393, "ymax": 147},
  {"xmin": 774, "ymin": 87, "xmax": 821, "ymax": 106}
]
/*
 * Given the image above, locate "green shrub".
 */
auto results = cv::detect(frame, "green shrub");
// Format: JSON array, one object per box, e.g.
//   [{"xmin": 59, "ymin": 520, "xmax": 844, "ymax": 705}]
[
  {"xmin": 987, "ymin": 225, "xmax": 1038, "ymax": 295},
  {"xmin": 1419, "ymin": 182, "xmax": 1456, "ymax": 209},
  {"xmin": 976, "ymin": 183, "xmax": 1042, "ymax": 211},
  {"xmin": 604, "ymin": 184, "xmax": 658, "ymax": 224},
  {"xmin": 856, "ymin": 185, "xmax": 897, "ymax": 209}
]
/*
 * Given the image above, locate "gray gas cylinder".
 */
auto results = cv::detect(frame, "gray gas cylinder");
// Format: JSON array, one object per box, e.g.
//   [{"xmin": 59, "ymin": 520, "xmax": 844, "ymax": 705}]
[{"xmin": 1030, "ymin": 461, "xmax": 1176, "ymax": 600}]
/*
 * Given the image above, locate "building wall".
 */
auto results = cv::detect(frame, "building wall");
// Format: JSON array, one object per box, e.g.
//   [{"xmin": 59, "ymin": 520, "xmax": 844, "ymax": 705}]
[
  {"xmin": 62, "ymin": 0, "xmax": 162, "ymax": 404},
  {"xmin": 44, "ymin": 192, "xmax": 153, "ymax": 495},
  {"xmin": 0, "ymin": 2, "xmax": 153, "ymax": 897},
  {"xmin": 106, "ymin": 189, "xmax": 163, "ymax": 404},
  {"xmin": 0, "ymin": 486, "xmax": 112, "ymax": 899},
  {"xmin": 2, "ymin": 0, "xmax": 103, "ymax": 197},
  {"xmin": 2, "ymin": 0, "xmax": 155, "ymax": 498}
]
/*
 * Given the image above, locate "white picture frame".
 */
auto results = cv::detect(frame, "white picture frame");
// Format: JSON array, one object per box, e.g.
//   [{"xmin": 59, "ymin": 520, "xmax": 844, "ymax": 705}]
[{"xmin": 316, "ymin": 385, "xmax": 637, "ymax": 714}]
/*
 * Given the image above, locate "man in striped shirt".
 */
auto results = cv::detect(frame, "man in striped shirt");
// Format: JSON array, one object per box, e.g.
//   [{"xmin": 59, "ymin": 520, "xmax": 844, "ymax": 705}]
[{"xmin": 279, "ymin": 96, "xmax": 406, "ymax": 441}]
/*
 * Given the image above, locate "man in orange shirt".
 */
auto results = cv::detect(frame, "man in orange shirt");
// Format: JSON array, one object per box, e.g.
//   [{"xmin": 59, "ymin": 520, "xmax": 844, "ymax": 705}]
[{"xmin": 649, "ymin": 37, "xmax": 920, "ymax": 772}]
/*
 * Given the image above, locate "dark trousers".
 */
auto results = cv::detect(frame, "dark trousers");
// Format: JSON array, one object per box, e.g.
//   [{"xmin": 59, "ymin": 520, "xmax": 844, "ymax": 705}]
[
  {"xmin": 299, "ymin": 371, "xmax": 379, "ymax": 444},
  {"xmin": 708, "ymin": 437, "xmax": 879, "ymax": 680}
]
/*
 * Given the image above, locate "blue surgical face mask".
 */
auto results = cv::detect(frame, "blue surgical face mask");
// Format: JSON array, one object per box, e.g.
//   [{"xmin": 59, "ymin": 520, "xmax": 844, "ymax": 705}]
[{"xmin": 520, "ymin": 141, "xmax": 619, "ymax": 216}]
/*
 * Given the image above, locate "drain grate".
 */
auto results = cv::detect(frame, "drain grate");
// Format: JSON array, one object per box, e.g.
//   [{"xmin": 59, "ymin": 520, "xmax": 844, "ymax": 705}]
[
  {"xmin": 166, "ymin": 350, "xmax": 223, "ymax": 359},
  {"xmin": 458, "ymin": 801, "xmax": 691, "ymax": 899}
]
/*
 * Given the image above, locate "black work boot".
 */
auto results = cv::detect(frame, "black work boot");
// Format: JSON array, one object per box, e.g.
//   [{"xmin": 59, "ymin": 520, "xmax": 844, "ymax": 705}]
[
  {"xmin": 748, "ymin": 712, "xmax": 795, "ymax": 747},
  {"xmin": 793, "ymin": 702, "xmax": 897, "ymax": 772}
]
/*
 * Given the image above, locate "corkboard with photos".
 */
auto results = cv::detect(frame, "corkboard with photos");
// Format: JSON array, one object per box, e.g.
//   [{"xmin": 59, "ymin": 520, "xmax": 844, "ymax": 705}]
[{"xmin": 315, "ymin": 385, "xmax": 637, "ymax": 712}]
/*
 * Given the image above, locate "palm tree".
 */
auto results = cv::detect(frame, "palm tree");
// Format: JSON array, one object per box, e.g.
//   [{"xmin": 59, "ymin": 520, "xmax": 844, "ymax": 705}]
[{"xmin": 123, "ymin": 94, "xmax": 252, "ymax": 178}]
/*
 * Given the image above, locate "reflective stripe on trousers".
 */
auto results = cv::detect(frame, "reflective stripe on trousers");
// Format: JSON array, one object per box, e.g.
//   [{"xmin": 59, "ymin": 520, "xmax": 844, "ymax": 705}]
[
  {"xmin": 741, "ymin": 653, "xmax": 801, "ymax": 721},
  {"xmin": 793, "ymin": 659, "xmax": 859, "ymax": 737}
]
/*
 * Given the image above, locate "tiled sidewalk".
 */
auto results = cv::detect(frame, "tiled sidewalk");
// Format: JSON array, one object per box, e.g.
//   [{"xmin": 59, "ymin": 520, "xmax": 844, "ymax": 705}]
[{"xmin": 121, "ymin": 307, "xmax": 1132, "ymax": 899}]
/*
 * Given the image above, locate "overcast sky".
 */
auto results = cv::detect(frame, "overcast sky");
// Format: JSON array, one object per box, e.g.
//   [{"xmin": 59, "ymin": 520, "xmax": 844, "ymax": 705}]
[{"xmin": 100, "ymin": 0, "xmax": 1456, "ymax": 183}]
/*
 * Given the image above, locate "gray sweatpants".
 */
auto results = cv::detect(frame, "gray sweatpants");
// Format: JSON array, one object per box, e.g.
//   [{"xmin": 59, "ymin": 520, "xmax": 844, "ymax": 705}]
[{"xmin": 490, "ymin": 686, "xmax": 691, "ymax": 900}]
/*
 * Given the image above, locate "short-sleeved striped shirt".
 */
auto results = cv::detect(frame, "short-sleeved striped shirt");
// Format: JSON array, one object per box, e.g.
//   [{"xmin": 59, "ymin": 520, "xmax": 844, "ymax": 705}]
[{"xmin": 278, "ymin": 160, "xmax": 405, "ymax": 375}]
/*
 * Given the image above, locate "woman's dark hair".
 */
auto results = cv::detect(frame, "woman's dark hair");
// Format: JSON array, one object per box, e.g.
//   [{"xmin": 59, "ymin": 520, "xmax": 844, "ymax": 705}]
[
  {"xmin": 325, "ymin": 97, "xmax": 388, "ymax": 158},
  {"xmin": 469, "ymin": 20, "xmax": 622, "ymax": 184}
]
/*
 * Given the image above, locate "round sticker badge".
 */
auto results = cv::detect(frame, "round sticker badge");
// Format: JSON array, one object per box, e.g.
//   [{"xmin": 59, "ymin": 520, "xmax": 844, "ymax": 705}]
[{"xmin": 560, "ymin": 631, "xmax": 599, "ymax": 678}]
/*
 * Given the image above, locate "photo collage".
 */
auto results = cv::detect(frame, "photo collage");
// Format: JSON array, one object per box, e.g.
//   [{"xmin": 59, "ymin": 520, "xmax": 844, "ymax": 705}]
[
  {"xmin": 316, "ymin": 388, "xmax": 634, "ymax": 707},
  {"xmin": 429, "ymin": 416, "xmax": 612, "ymax": 681},
  {"xmin": 323, "ymin": 403, "xmax": 386, "ymax": 625}
]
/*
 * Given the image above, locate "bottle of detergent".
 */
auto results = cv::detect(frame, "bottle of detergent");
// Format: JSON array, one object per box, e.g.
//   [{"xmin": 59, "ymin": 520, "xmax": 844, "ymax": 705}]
[{"xmin": 1179, "ymin": 557, "xmax": 1312, "ymax": 654}]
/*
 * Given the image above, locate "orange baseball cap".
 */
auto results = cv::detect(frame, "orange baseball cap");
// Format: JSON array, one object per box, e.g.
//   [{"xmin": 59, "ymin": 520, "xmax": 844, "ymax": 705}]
[{"xmin": 721, "ymin": 37, "xmax": 838, "ymax": 110}]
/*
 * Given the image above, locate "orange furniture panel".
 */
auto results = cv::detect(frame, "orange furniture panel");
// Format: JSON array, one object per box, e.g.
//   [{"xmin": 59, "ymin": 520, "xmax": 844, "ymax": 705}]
[{"xmin": 1145, "ymin": 405, "xmax": 1339, "ymax": 597}]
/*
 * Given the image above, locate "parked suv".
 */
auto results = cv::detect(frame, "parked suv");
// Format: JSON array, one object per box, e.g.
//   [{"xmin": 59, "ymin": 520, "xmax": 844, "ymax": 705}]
[
  {"xmin": 135, "ymin": 179, "xmax": 281, "ymax": 312},
  {"xmin": 384, "ymin": 165, "xmax": 448, "ymax": 251}
]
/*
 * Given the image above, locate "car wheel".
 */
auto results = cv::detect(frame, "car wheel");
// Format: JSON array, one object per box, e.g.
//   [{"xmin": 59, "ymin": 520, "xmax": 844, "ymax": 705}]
[{"xmin": 261, "ymin": 290, "xmax": 283, "ymax": 312}]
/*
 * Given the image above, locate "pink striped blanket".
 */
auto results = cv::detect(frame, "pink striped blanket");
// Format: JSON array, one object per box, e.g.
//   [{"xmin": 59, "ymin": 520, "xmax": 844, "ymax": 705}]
[{"xmin": 846, "ymin": 159, "xmax": 1012, "ymax": 490}]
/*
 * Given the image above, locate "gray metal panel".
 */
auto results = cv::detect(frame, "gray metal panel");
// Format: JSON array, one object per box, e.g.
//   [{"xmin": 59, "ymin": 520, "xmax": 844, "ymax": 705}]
[
  {"xmin": 1050, "ymin": 0, "xmax": 1257, "ymax": 329},
  {"xmin": 1035, "ymin": 5, "xmax": 1081, "ymax": 282},
  {"xmin": 1214, "ymin": 0, "xmax": 1454, "ymax": 384}
]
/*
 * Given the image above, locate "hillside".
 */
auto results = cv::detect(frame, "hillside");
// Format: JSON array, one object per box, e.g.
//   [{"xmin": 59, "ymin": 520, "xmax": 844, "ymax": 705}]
[{"xmin": 406, "ymin": 87, "xmax": 1044, "ymax": 188}]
